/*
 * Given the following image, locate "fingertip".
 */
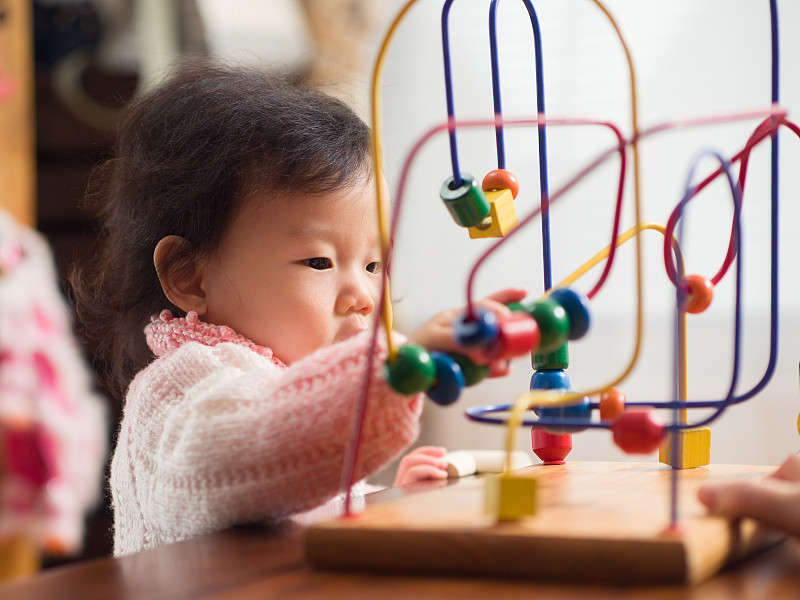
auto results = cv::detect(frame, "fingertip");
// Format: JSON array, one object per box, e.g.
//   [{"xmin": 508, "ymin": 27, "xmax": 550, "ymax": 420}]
[
  {"xmin": 503, "ymin": 287, "xmax": 529, "ymax": 300},
  {"xmin": 488, "ymin": 360, "xmax": 511, "ymax": 378},
  {"xmin": 697, "ymin": 484, "xmax": 719, "ymax": 510},
  {"xmin": 416, "ymin": 445, "xmax": 448, "ymax": 457}
]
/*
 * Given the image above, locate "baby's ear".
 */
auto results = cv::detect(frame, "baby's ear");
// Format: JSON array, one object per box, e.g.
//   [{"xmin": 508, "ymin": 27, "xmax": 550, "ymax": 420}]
[{"xmin": 153, "ymin": 236, "xmax": 208, "ymax": 315}]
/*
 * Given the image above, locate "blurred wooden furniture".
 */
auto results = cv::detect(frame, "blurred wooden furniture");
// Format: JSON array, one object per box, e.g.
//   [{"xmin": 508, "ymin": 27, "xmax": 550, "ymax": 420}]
[
  {"xmin": 1, "ymin": 475, "xmax": 799, "ymax": 599},
  {"xmin": 0, "ymin": 0, "xmax": 37, "ymax": 582},
  {"xmin": 0, "ymin": 0, "xmax": 34, "ymax": 227}
]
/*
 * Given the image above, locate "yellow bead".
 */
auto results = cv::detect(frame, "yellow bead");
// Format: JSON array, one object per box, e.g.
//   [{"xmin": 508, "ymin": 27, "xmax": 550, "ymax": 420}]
[
  {"xmin": 484, "ymin": 473, "xmax": 537, "ymax": 521},
  {"xmin": 658, "ymin": 426, "xmax": 711, "ymax": 469},
  {"xmin": 468, "ymin": 188, "xmax": 518, "ymax": 239}
]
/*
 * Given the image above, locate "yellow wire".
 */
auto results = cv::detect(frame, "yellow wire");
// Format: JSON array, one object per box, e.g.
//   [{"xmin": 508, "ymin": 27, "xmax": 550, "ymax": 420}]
[
  {"xmin": 503, "ymin": 221, "xmax": 691, "ymax": 468},
  {"xmin": 516, "ymin": 222, "xmax": 686, "ymax": 409},
  {"xmin": 586, "ymin": 0, "xmax": 644, "ymax": 404},
  {"xmin": 369, "ymin": 0, "xmax": 422, "ymax": 361}
]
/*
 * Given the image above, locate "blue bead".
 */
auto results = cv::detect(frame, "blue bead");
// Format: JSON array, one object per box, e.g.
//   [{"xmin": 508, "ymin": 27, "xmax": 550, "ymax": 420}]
[
  {"xmin": 425, "ymin": 352, "xmax": 465, "ymax": 406},
  {"xmin": 530, "ymin": 370, "xmax": 589, "ymax": 433},
  {"xmin": 538, "ymin": 398, "xmax": 591, "ymax": 434},
  {"xmin": 550, "ymin": 288, "xmax": 591, "ymax": 340},
  {"xmin": 453, "ymin": 308, "xmax": 499, "ymax": 348},
  {"xmin": 530, "ymin": 369, "xmax": 571, "ymax": 391}
]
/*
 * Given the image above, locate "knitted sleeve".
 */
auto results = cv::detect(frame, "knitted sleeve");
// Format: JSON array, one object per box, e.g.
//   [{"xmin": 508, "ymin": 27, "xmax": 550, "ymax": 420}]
[{"xmin": 111, "ymin": 330, "xmax": 422, "ymax": 554}]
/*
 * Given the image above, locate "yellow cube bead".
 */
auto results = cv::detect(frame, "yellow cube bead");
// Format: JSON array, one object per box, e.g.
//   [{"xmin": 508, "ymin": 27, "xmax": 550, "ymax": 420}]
[
  {"xmin": 468, "ymin": 188, "xmax": 518, "ymax": 238},
  {"xmin": 484, "ymin": 473, "xmax": 537, "ymax": 521},
  {"xmin": 658, "ymin": 426, "xmax": 711, "ymax": 469}
]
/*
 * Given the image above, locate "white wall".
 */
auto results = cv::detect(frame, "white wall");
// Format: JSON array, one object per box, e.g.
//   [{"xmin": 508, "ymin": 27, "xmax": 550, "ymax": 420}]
[{"xmin": 376, "ymin": 0, "xmax": 800, "ymax": 467}]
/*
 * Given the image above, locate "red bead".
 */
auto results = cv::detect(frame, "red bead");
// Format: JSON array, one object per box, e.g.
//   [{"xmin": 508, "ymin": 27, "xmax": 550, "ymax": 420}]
[
  {"xmin": 680, "ymin": 274, "xmax": 714, "ymax": 314},
  {"xmin": 482, "ymin": 169, "xmax": 520, "ymax": 199},
  {"xmin": 599, "ymin": 388, "xmax": 626, "ymax": 421},
  {"xmin": 531, "ymin": 428, "xmax": 572, "ymax": 465},
  {"xmin": 611, "ymin": 411, "xmax": 666, "ymax": 454},
  {"xmin": 484, "ymin": 312, "xmax": 540, "ymax": 360}
]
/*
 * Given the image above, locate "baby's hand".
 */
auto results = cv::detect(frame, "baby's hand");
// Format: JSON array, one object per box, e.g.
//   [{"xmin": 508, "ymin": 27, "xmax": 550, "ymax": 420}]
[
  {"xmin": 697, "ymin": 454, "xmax": 800, "ymax": 537},
  {"xmin": 407, "ymin": 288, "xmax": 528, "ymax": 377},
  {"xmin": 393, "ymin": 446, "xmax": 449, "ymax": 486}
]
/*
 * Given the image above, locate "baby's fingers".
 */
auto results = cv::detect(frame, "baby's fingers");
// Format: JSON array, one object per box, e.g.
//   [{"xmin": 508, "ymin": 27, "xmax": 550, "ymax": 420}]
[
  {"xmin": 407, "ymin": 445, "xmax": 448, "ymax": 458},
  {"xmin": 772, "ymin": 454, "xmax": 800, "ymax": 482},
  {"xmin": 395, "ymin": 464, "xmax": 448, "ymax": 486},
  {"xmin": 698, "ymin": 478, "xmax": 800, "ymax": 537},
  {"xmin": 394, "ymin": 448, "xmax": 449, "ymax": 486},
  {"xmin": 482, "ymin": 288, "xmax": 528, "ymax": 306}
]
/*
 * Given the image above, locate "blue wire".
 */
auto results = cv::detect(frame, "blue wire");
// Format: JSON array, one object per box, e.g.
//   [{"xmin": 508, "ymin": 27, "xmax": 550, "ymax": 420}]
[
  {"xmin": 659, "ymin": 0, "xmax": 782, "ymax": 420},
  {"xmin": 667, "ymin": 148, "xmax": 743, "ymax": 527},
  {"xmin": 464, "ymin": 0, "xmax": 782, "ymax": 439},
  {"xmin": 487, "ymin": 0, "xmax": 554, "ymax": 289},
  {"xmin": 441, "ymin": 0, "xmax": 462, "ymax": 187},
  {"xmin": 465, "ymin": 403, "xmax": 608, "ymax": 428},
  {"xmin": 442, "ymin": 0, "xmax": 554, "ymax": 288},
  {"xmin": 670, "ymin": 150, "xmax": 743, "ymax": 432}
]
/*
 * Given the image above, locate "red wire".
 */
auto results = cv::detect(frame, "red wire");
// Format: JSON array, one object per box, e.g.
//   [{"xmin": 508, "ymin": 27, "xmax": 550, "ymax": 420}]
[
  {"xmin": 341, "ymin": 109, "xmax": 797, "ymax": 511},
  {"xmin": 662, "ymin": 116, "xmax": 800, "ymax": 289}
]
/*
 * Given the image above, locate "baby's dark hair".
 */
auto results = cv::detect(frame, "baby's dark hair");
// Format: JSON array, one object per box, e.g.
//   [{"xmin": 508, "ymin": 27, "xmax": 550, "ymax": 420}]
[{"xmin": 70, "ymin": 60, "xmax": 371, "ymax": 401}]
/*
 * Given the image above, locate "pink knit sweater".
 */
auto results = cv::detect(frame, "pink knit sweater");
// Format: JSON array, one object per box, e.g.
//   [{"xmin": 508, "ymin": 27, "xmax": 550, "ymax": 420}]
[{"xmin": 110, "ymin": 311, "xmax": 422, "ymax": 556}]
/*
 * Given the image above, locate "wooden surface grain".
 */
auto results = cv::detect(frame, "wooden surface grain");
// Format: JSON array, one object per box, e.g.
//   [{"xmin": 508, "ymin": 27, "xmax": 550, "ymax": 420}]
[{"xmin": 306, "ymin": 462, "xmax": 785, "ymax": 584}]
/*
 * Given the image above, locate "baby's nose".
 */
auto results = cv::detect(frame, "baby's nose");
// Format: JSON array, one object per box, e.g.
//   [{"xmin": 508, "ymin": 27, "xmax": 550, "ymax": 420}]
[{"xmin": 337, "ymin": 273, "xmax": 376, "ymax": 315}]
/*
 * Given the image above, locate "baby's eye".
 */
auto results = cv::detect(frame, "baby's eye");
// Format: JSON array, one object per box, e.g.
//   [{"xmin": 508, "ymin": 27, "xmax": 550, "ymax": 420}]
[
  {"xmin": 303, "ymin": 257, "xmax": 333, "ymax": 270},
  {"xmin": 366, "ymin": 261, "xmax": 383, "ymax": 274}
]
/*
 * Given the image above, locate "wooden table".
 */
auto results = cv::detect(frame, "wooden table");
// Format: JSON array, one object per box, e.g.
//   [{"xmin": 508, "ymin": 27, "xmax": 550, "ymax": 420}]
[{"xmin": 2, "ymin": 479, "xmax": 800, "ymax": 600}]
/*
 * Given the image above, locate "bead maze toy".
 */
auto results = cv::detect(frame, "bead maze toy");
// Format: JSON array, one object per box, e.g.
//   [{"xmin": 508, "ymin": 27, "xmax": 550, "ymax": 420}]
[{"xmin": 304, "ymin": 0, "xmax": 798, "ymax": 585}]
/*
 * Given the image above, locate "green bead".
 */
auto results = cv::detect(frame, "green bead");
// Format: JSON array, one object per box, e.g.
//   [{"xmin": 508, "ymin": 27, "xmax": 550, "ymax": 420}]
[
  {"xmin": 450, "ymin": 353, "xmax": 490, "ymax": 386},
  {"xmin": 527, "ymin": 299, "xmax": 570, "ymax": 353},
  {"xmin": 440, "ymin": 174, "xmax": 491, "ymax": 227},
  {"xmin": 505, "ymin": 301, "xmax": 529, "ymax": 313},
  {"xmin": 384, "ymin": 343, "xmax": 436, "ymax": 395},
  {"xmin": 532, "ymin": 342, "xmax": 569, "ymax": 370}
]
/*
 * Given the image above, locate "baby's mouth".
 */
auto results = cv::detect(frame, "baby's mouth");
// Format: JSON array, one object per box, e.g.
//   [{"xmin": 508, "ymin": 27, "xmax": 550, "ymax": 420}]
[{"xmin": 335, "ymin": 322, "xmax": 368, "ymax": 343}]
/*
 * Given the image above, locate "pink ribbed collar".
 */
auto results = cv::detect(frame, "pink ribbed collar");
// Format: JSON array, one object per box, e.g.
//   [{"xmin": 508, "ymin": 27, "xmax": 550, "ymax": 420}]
[{"xmin": 145, "ymin": 310, "xmax": 286, "ymax": 369}]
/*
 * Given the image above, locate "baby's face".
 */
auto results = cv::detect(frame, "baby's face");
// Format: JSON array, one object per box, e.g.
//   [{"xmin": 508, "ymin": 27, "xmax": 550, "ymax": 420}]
[{"xmin": 200, "ymin": 179, "xmax": 384, "ymax": 364}]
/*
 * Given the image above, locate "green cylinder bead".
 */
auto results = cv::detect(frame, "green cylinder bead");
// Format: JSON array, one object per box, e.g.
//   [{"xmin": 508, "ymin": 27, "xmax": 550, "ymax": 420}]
[
  {"xmin": 384, "ymin": 343, "xmax": 436, "ymax": 395},
  {"xmin": 440, "ymin": 174, "xmax": 491, "ymax": 227},
  {"xmin": 527, "ymin": 299, "xmax": 570, "ymax": 353},
  {"xmin": 532, "ymin": 342, "xmax": 569, "ymax": 370},
  {"xmin": 450, "ymin": 353, "xmax": 490, "ymax": 386}
]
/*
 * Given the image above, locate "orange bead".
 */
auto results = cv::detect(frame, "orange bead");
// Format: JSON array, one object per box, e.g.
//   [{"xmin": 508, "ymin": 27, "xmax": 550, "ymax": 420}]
[
  {"xmin": 680, "ymin": 274, "xmax": 713, "ymax": 314},
  {"xmin": 482, "ymin": 169, "xmax": 519, "ymax": 199},
  {"xmin": 599, "ymin": 388, "xmax": 626, "ymax": 421}
]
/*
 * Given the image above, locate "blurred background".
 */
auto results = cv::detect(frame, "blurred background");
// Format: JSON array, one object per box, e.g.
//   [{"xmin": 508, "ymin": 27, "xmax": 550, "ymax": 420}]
[{"xmin": 3, "ymin": 0, "xmax": 799, "ymax": 570}]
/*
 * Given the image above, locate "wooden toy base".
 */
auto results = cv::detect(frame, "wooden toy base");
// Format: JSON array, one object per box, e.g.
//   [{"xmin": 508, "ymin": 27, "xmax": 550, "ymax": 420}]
[{"xmin": 304, "ymin": 461, "xmax": 784, "ymax": 585}]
